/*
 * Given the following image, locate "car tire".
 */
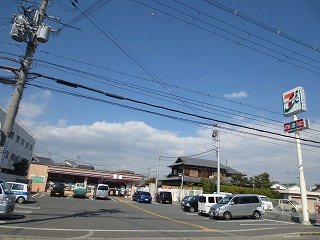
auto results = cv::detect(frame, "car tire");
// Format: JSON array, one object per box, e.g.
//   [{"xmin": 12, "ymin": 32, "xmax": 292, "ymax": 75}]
[
  {"xmin": 253, "ymin": 210, "xmax": 261, "ymax": 219},
  {"xmin": 292, "ymin": 208, "xmax": 296, "ymax": 212},
  {"xmin": 189, "ymin": 207, "xmax": 195, "ymax": 213},
  {"xmin": 16, "ymin": 197, "xmax": 25, "ymax": 204},
  {"xmin": 223, "ymin": 212, "xmax": 232, "ymax": 221},
  {"xmin": 137, "ymin": 198, "xmax": 140, "ymax": 203}
]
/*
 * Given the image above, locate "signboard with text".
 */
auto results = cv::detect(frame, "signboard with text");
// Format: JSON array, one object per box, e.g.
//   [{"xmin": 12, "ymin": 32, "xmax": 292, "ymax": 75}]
[
  {"xmin": 284, "ymin": 118, "xmax": 310, "ymax": 133},
  {"xmin": 282, "ymin": 87, "xmax": 307, "ymax": 117}
]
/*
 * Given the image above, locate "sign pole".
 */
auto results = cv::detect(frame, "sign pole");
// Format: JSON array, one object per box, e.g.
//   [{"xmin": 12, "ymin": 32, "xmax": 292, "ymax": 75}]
[{"xmin": 293, "ymin": 114, "xmax": 310, "ymax": 225}]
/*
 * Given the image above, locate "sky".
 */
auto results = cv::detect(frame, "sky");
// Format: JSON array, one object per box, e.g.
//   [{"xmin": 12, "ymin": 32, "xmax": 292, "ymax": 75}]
[{"xmin": 1, "ymin": 0, "xmax": 320, "ymax": 187}]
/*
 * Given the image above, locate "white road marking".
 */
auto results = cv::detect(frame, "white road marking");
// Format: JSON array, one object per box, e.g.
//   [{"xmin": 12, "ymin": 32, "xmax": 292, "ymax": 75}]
[
  {"xmin": 38, "ymin": 194, "xmax": 45, "ymax": 198},
  {"xmin": 13, "ymin": 209, "xmax": 32, "ymax": 214},
  {"xmin": 15, "ymin": 205, "xmax": 40, "ymax": 209}
]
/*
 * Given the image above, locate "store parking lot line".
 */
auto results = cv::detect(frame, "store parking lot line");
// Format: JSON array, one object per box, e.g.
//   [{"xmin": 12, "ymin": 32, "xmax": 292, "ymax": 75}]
[{"xmin": 115, "ymin": 197, "xmax": 216, "ymax": 231}]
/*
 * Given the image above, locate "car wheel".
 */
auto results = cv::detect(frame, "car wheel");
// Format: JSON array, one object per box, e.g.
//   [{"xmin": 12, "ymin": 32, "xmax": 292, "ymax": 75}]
[
  {"xmin": 189, "ymin": 207, "xmax": 195, "ymax": 213},
  {"xmin": 253, "ymin": 210, "xmax": 261, "ymax": 219},
  {"xmin": 137, "ymin": 198, "xmax": 140, "ymax": 203},
  {"xmin": 16, "ymin": 197, "xmax": 25, "ymax": 204},
  {"xmin": 223, "ymin": 212, "xmax": 232, "ymax": 221},
  {"xmin": 292, "ymin": 208, "xmax": 296, "ymax": 212},
  {"xmin": 278, "ymin": 206, "xmax": 282, "ymax": 211}
]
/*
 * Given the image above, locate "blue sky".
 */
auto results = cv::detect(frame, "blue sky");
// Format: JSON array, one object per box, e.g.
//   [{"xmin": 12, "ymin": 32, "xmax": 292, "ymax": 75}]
[{"xmin": 1, "ymin": 0, "xmax": 320, "ymax": 187}]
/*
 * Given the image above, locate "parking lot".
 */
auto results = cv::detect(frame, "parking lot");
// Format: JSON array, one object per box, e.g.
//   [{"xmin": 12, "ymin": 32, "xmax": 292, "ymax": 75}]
[{"xmin": 0, "ymin": 192, "xmax": 318, "ymax": 239}]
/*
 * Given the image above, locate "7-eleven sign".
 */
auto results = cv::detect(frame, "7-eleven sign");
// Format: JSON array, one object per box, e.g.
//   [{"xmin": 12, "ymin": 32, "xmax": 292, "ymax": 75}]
[{"xmin": 282, "ymin": 87, "xmax": 307, "ymax": 117}]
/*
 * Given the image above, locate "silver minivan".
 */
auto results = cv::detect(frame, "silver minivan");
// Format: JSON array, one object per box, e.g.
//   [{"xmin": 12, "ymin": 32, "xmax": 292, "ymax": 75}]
[
  {"xmin": 0, "ymin": 179, "xmax": 15, "ymax": 214},
  {"xmin": 209, "ymin": 194, "xmax": 264, "ymax": 220},
  {"xmin": 93, "ymin": 184, "xmax": 109, "ymax": 199}
]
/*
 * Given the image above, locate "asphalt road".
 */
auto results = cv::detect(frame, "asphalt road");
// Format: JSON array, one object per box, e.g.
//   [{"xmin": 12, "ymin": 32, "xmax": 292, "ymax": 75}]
[{"xmin": 0, "ymin": 193, "xmax": 319, "ymax": 239}]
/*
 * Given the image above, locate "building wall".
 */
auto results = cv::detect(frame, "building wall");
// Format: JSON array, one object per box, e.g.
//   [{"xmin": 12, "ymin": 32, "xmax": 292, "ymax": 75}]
[
  {"xmin": 0, "ymin": 107, "xmax": 35, "ymax": 171},
  {"xmin": 28, "ymin": 164, "xmax": 48, "ymax": 192}
]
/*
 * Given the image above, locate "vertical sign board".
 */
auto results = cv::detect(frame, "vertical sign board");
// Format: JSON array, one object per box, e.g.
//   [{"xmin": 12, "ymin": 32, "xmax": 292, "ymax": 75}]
[{"xmin": 282, "ymin": 87, "xmax": 307, "ymax": 117}]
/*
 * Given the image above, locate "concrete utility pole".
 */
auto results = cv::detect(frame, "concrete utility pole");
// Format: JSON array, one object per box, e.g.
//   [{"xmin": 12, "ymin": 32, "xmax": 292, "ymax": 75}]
[{"xmin": 0, "ymin": 0, "xmax": 49, "ymax": 148}]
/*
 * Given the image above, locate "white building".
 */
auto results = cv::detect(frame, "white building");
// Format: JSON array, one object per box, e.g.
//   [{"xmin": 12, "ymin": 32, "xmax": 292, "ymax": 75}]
[{"xmin": 0, "ymin": 107, "xmax": 35, "ymax": 173}]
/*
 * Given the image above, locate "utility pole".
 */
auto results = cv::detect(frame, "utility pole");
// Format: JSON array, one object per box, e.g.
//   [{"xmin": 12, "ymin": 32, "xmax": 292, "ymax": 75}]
[
  {"xmin": 212, "ymin": 127, "xmax": 220, "ymax": 194},
  {"xmin": 0, "ymin": 0, "xmax": 50, "ymax": 161}
]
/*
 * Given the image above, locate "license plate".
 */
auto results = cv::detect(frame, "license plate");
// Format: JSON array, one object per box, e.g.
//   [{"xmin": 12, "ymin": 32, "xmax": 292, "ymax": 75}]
[
  {"xmin": 144, "ymin": 198, "xmax": 149, "ymax": 201},
  {"xmin": 55, "ymin": 193, "xmax": 59, "ymax": 195},
  {"xmin": 100, "ymin": 196, "xmax": 104, "ymax": 198}
]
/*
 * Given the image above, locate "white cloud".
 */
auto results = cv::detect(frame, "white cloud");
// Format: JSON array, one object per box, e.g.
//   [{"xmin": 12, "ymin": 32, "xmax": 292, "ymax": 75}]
[
  {"xmin": 18, "ymin": 95, "xmax": 320, "ymax": 186},
  {"xmin": 19, "ymin": 90, "xmax": 51, "ymax": 120},
  {"xmin": 224, "ymin": 91, "xmax": 248, "ymax": 99}
]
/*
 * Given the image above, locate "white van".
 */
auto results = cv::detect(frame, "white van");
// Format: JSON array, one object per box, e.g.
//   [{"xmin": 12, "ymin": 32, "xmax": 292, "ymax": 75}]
[
  {"xmin": 258, "ymin": 195, "xmax": 273, "ymax": 211},
  {"xmin": 0, "ymin": 179, "xmax": 15, "ymax": 214},
  {"xmin": 93, "ymin": 184, "xmax": 109, "ymax": 199},
  {"xmin": 198, "ymin": 193, "xmax": 227, "ymax": 215},
  {"xmin": 7, "ymin": 182, "xmax": 31, "ymax": 203}
]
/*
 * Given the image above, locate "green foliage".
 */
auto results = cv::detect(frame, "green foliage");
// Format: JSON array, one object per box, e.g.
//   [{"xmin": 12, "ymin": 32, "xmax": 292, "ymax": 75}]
[
  {"xmin": 220, "ymin": 185, "xmax": 280, "ymax": 199},
  {"xmin": 231, "ymin": 172, "xmax": 272, "ymax": 189},
  {"xmin": 13, "ymin": 158, "xmax": 29, "ymax": 176},
  {"xmin": 199, "ymin": 178, "xmax": 216, "ymax": 194},
  {"xmin": 144, "ymin": 177, "xmax": 156, "ymax": 185}
]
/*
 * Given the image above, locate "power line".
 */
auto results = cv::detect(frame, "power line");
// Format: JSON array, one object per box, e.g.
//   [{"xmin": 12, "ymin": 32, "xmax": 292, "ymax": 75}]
[
  {"xmin": 27, "ymin": 73, "xmax": 320, "ymax": 146},
  {"xmin": 202, "ymin": 0, "xmax": 320, "ymax": 53}
]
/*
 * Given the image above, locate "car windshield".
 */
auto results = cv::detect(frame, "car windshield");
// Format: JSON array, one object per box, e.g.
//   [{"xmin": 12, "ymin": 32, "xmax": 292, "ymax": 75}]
[
  {"xmin": 218, "ymin": 196, "xmax": 233, "ymax": 204},
  {"xmin": 290, "ymin": 201, "xmax": 300, "ymax": 205},
  {"xmin": 189, "ymin": 196, "xmax": 198, "ymax": 201},
  {"xmin": 0, "ymin": 180, "xmax": 12, "ymax": 194}
]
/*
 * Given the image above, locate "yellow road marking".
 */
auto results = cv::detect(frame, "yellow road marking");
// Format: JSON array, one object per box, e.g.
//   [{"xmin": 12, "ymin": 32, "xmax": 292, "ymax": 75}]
[{"xmin": 116, "ymin": 198, "xmax": 216, "ymax": 231}]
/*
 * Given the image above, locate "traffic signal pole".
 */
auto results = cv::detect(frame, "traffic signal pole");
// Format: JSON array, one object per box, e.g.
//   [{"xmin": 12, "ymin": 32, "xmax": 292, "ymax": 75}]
[{"xmin": 0, "ymin": 0, "xmax": 49, "ymax": 148}]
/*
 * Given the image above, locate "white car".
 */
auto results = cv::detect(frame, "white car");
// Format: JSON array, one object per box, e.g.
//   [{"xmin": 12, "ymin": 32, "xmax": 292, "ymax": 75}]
[{"xmin": 259, "ymin": 195, "xmax": 274, "ymax": 211}]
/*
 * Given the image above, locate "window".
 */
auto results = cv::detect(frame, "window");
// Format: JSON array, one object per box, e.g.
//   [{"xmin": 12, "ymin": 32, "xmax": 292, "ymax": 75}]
[
  {"xmin": 20, "ymin": 139, "xmax": 25, "ymax": 146},
  {"xmin": 240, "ymin": 197, "xmax": 251, "ymax": 204},
  {"xmin": 208, "ymin": 197, "xmax": 215, "ymax": 203},
  {"xmin": 10, "ymin": 153, "xmax": 15, "ymax": 161},
  {"xmin": 29, "ymin": 145, "xmax": 33, "ymax": 151},
  {"xmin": 233, "ymin": 197, "xmax": 240, "ymax": 204},
  {"xmin": 26, "ymin": 142, "xmax": 29, "ymax": 149},
  {"xmin": 12, "ymin": 184, "xmax": 24, "ymax": 191},
  {"xmin": 16, "ymin": 135, "xmax": 20, "ymax": 143}
]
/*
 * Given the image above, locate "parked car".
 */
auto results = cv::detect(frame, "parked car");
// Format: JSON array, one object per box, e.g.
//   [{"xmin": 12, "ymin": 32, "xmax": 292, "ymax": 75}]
[
  {"xmin": 277, "ymin": 199, "xmax": 302, "ymax": 212},
  {"xmin": 198, "ymin": 193, "xmax": 226, "ymax": 215},
  {"xmin": 258, "ymin": 195, "xmax": 274, "ymax": 211},
  {"xmin": 155, "ymin": 191, "xmax": 172, "ymax": 204},
  {"xmin": 132, "ymin": 191, "xmax": 152, "ymax": 203},
  {"xmin": 0, "ymin": 179, "xmax": 15, "ymax": 214},
  {"xmin": 93, "ymin": 184, "xmax": 109, "ymax": 199},
  {"xmin": 181, "ymin": 196, "xmax": 191, "ymax": 208},
  {"xmin": 50, "ymin": 182, "xmax": 65, "ymax": 197},
  {"xmin": 209, "ymin": 194, "xmax": 264, "ymax": 220},
  {"xmin": 182, "ymin": 195, "xmax": 199, "ymax": 212},
  {"xmin": 7, "ymin": 182, "xmax": 31, "ymax": 203}
]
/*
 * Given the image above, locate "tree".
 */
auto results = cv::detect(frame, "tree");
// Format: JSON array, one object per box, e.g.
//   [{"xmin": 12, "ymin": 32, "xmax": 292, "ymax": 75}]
[
  {"xmin": 230, "ymin": 172, "xmax": 249, "ymax": 187},
  {"xmin": 13, "ymin": 158, "xmax": 29, "ymax": 176},
  {"xmin": 253, "ymin": 172, "xmax": 272, "ymax": 189},
  {"xmin": 144, "ymin": 177, "xmax": 156, "ymax": 185},
  {"xmin": 199, "ymin": 178, "xmax": 216, "ymax": 194}
]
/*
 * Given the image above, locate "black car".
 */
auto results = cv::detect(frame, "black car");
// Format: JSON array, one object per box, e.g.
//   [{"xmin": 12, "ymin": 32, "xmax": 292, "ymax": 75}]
[
  {"xmin": 182, "ymin": 195, "xmax": 199, "ymax": 213},
  {"xmin": 155, "ymin": 191, "xmax": 172, "ymax": 204},
  {"xmin": 50, "ymin": 182, "xmax": 65, "ymax": 197}
]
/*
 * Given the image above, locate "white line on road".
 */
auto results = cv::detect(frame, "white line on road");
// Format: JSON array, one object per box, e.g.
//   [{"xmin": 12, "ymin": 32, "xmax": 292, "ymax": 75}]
[
  {"xmin": 15, "ymin": 205, "xmax": 40, "ymax": 209},
  {"xmin": 38, "ymin": 194, "xmax": 45, "ymax": 198}
]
